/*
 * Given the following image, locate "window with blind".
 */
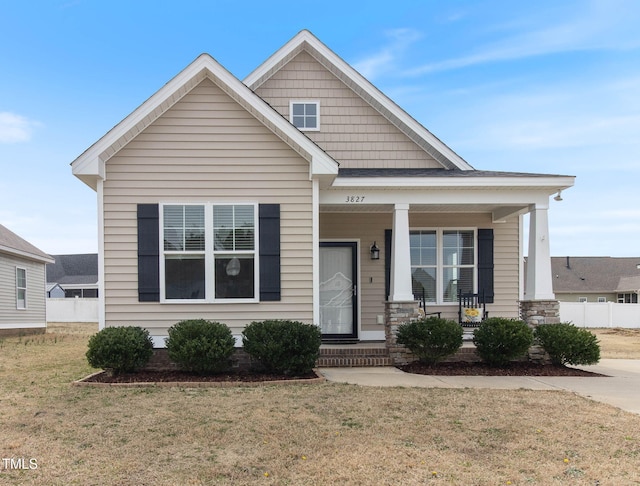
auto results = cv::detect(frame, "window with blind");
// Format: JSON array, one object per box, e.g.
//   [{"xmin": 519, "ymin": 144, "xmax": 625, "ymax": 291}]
[
  {"xmin": 160, "ymin": 203, "xmax": 257, "ymax": 302},
  {"xmin": 410, "ymin": 229, "xmax": 476, "ymax": 304}
]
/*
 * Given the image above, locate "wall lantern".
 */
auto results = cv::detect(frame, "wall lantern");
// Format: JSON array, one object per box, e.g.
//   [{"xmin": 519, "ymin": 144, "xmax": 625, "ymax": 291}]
[{"xmin": 370, "ymin": 241, "xmax": 380, "ymax": 260}]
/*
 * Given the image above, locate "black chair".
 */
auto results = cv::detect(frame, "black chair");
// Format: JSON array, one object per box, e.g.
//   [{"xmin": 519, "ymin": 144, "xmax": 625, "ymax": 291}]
[
  {"xmin": 458, "ymin": 289, "xmax": 488, "ymax": 327},
  {"xmin": 414, "ymin": 289, "xmax": 441, "ymax": 318}
]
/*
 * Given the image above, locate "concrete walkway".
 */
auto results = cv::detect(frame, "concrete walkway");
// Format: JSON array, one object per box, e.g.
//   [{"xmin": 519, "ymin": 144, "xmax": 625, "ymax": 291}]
[{"xmin": 319, "ymin": 359, "xmax": 640, "ymax": 415}]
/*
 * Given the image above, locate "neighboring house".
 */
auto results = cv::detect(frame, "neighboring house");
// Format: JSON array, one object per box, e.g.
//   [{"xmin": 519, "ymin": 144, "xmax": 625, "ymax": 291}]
[
  {"xmin": 47, "ymin": 283, "xmax": 65, "ymax": 298},
  {"xmin": 46, "ymin": 254, "xmax": 99, "ymax": 298},
  {"xmin": 0, "ymin": 224, "xmax": 54, "ymax": 335},
  {"xmin": 551, "ymin": 256, "xmax": 640, "ymax": 303},
  {"xmin": 71, "ymin": 30, "xmax": 574, "ymax": 348}
]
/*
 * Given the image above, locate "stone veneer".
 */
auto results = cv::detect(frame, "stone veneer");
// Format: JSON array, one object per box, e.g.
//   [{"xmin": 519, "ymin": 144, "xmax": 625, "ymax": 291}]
[
  {"xmin": 520, "ymin": 299, "xmax": 560, "ymax": 363},
  {"xmin": 384, "ymin": 300, "xmax": 421, "ymax": 365}
]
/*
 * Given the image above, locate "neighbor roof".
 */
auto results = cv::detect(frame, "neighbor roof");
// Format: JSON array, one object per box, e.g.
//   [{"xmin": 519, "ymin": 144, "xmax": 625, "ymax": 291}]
[
  {"xmin": 0, "ymin": 224, "xmax": 54, "ymax": 264},
  {"xmin": 551, "ymin": 257, "xmax": 640, "ymax": 294},
  {"xmin": 46, "ymin": 254, "xmax": 99, "ymax": 285}
]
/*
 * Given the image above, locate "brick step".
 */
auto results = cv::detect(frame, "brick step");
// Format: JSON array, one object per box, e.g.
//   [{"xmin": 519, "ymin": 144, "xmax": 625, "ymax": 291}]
[{"xmin": 317, "ymin": 346, "xmax": 391, "ymax": 367}]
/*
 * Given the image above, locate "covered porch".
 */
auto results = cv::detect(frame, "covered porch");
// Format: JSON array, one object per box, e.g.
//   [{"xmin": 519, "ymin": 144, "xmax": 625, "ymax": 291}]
[{"xmin": 314, "ymin": 169, "xmax": 574, "ymax": 357}]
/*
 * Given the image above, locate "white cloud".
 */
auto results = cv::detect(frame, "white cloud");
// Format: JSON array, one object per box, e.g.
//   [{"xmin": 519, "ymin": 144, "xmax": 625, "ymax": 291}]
[
  {"xmin": 403, "ymin": 0, "xmax": 640, "ymax": 76},
  {"xmin": 352, "ymin": 28, "xmax": 422, "ymax": 80},
  {"xmin": 0, "ymin": 112, "xmax": 40, "ymax": 143}
]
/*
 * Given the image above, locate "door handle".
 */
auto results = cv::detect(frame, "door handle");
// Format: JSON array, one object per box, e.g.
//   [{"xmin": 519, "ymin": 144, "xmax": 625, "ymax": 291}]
[{"xmin": 353, "ymin": 285, "xmax": 357, "ymax": 296}]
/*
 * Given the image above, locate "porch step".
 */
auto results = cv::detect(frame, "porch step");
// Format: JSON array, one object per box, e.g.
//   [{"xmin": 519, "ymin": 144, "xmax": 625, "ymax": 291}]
[{"xmin": 316, "ymin": 345, "xmax": 392, "ymax": 367}]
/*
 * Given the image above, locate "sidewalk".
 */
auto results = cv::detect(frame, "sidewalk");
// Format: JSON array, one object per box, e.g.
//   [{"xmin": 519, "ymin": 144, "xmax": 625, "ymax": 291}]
[{"xmin": 319, "ymin": 359, "xmax": 640, "ymax": 415}]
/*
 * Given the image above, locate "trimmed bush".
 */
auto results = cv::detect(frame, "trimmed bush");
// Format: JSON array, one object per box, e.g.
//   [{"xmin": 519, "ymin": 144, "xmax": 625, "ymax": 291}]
[
  {"xmin": 166, "ymin": 319, "xmax": 235, "ymax": 375},
  {"xmin": 242, "ymin": 320, "xmax": 321, "ymax": 375},
  {"xmin": 473, "ymin": 317, "xmax": 533, "ymax": 366},
  {"xmin": 396, "ymin": 316, "xmax": 463, "ymax": 365},
  {"xmin": 534, "ymin": 323, "xmax": 600, "ymax": 366},
  {"xmin": 86, "ymin": 326, "xmax": 154, "ymax": 375}
]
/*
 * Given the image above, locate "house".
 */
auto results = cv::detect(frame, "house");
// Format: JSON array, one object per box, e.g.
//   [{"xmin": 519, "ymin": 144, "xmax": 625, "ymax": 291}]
[
  {"xmin": 71, "ymin": 30, "xmax": 574, "ymax": 354},
  {"xmin": 0, "ymin": 224, "xmax": 54, "ymax": 335},
  {"xmin": 46, "ymin": 254, "xmax": 99, "ymax": 298},
  {"xmin": 47, "ymin": 283, "xmax": 65, "ymax": 298},
  {"xmin": 551, "ymin": 256, "xmax": 640, "ymax": 303}
]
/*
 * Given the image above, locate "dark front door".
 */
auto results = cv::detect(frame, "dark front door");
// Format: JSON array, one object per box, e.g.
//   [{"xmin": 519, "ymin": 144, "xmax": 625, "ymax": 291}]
[{"xmin": 319, "ymin": 242, "xmax": 358, "ymax": 339}]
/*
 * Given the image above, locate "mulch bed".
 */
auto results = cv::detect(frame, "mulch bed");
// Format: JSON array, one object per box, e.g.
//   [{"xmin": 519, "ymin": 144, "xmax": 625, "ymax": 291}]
[
  {"xmin": 399, "ymin": 361, "xmax": 606, "ymax": 377},
  {"xmin": 77, "ymin": 369, "xmax": 323, "ymax": 386}
]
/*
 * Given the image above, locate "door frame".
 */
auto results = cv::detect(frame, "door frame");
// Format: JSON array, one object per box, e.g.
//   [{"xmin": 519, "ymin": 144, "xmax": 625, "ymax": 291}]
[{"xmin": 319, "ymin": 241, "xmax": 359, "ymax": 340}]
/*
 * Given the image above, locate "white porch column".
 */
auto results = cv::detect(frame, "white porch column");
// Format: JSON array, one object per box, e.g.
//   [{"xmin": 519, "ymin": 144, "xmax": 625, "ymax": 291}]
[
  {"xmin": 524, "ymin": 203, "xmax": 555, "ymax": 300},
  {"xmin": 390, "ymin": 203, "xmax": 414, "ymax": 301}
]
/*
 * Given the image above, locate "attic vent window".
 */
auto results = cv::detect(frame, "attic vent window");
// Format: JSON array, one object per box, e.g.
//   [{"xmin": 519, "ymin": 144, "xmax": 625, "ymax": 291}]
[{"xmin": 290, "ymin": 101, "xmax": 319, "ymax": 131}]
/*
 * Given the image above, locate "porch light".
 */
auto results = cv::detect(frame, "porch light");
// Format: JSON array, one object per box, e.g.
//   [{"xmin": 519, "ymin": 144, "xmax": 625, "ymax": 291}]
[
  {"xmin": 554, "ymin": 191, "xmax": 563, "ymax": 201},
  {"xmin": 370, "ymin": 241, "xmax": 380, "ymax": 260}
]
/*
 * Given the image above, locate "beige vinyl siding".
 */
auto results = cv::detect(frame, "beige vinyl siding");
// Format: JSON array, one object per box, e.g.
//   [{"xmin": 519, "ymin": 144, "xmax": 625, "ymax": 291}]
[
  {"xmin": 255, "ymin": 51, "xmax": 442, "ymax": 170},
  {"xmin": 102, "ymin": 78, "xmax": 314, "ymax": 335},
  {"xmin": 320, "ymin": 212, "xmax": 521, "ymax": 330},
  {"xmin": 0, "ymin": 254, "xmax": 47, "ymax": 329}
]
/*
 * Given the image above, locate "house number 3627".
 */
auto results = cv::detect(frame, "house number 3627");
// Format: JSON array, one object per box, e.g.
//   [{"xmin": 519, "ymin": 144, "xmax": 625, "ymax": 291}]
[{"xmin": 345, "ymin": 196, "xmax": 365, "ymax": 203}]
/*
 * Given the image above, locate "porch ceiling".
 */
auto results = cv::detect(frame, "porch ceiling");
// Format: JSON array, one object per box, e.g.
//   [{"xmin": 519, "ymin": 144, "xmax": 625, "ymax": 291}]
[{"xmin": 320, "ymin": 203, "xmax": 529, "ymax": 220}]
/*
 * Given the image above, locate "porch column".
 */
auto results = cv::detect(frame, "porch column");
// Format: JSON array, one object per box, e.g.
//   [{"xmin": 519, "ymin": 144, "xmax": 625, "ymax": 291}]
[
  {"xmin": 524, "ymin": 203, "xmax": 555, "ymax": 300},
  {"xmin": 390, "ymin": 203, "xmax": 414, "ymax": 301}
]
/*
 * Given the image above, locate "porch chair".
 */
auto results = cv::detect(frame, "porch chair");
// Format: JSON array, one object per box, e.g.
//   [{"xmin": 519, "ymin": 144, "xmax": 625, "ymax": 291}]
[
  {"xmin": 414, "ymin": 289, "xmax": 441, "ymax": 319},
  {"xmin": 458, "ymin": 289, "xmax": 488, "ymax": 327}
]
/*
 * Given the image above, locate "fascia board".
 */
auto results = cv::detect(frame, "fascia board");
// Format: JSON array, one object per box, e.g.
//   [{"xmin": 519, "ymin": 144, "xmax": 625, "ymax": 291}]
[
  {"xmin": 331, "ymin": 175, "xmax": 575, "ymax": 191},
  {"xmin": 0, "ymin": 246, "xmax": 55, "ymax": 264},
  {"xmin": 72, "ymin": 52, "xmax": 338, "ymax": 188},
  {"xmin": 246, "ymin": 30, "xmax": 473, "ymax": 171}
]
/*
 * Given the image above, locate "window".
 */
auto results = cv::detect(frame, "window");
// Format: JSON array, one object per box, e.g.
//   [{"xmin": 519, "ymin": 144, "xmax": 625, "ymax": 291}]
[
  {"xmin": 597, "ymin": 297, "xmax": 607, "ymax": 303},
  {"xmin": 618, "ymin": 293, "xmax": 639, "ymax": 304},
  {"xmin": 578, "ymin": 297, "xmax": 588, "ymax": 303},
  {"xmin": 161, "ymin": 203, "xmax": 257, "ymax": 302},
  {"xmin": 290, "ymin": 101, "xmax": 319, "ymax": 130},
  {"xmin": 411, "ymin": 229, "xmax": 476, "ymax": 304},
  {"xmin": 16, "ymin": 267, "xmax": 26, "ymax": 309}
]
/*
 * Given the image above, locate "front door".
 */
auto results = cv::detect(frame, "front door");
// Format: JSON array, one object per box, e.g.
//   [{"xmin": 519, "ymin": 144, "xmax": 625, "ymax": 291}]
[{"xmin": 319, "ymin": 242, "xmax": 358, "ymax": 340}]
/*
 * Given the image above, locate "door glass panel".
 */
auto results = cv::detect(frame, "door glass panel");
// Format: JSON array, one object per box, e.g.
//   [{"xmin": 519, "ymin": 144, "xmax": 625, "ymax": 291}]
[{"xmin": 320, "ymin": 246, "xmax": 354, "ymax": 335}]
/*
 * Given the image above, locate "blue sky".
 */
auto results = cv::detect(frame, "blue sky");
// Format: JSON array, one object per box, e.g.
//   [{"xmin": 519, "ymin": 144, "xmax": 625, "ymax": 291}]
[{"xmin": 1, "ymin": 0, "xmax": 639, "ymax": 256}]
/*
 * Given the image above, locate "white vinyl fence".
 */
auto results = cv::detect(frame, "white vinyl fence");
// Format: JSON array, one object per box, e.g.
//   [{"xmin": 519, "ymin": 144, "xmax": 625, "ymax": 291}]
[
  {"xmin": 46, "ymin": 298, "xmax": 99, "ymax": 323},
  {"xmin": 560, "ymin": 302, "xmax": 640, "ymax": 328}
]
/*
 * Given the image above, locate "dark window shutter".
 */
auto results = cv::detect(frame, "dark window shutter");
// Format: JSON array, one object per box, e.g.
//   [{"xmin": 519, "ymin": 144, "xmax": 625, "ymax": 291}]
[
  {"xmin": 477, "ymin": 228, "xmax": 494, "ymax": 304},
  {"xmin": 259, "ymin": 204, "xmax": 281, "ymax": 301},
  {"xmin": 384, "ymin": 229, "xmax": 392, "ymax": 301},
  {"xmin": 137, "ymin": 204, "xmax": 160, "ymax": 302}
]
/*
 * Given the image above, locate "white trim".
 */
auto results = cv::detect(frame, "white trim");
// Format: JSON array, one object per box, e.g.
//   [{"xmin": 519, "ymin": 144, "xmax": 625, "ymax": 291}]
[
  {"xmin": 331, "ymin": 175, "xmax": 576, "ymax": 190},
  {"xmin": 16, "ymin": 266, "xmax": 27, "ymax": 310},
  {"xmin": 71, "ymin": 53, "xmax": 338, "ymax": 190},
  {"xmin": 0, "ymin": 245, "xmax": 54, "ymax": 264},
  {"xmin": 159, "ymin": 202, "xmax": 259, "ymax": 304},
  {"xmin": 244, "ymin": 30, "xmax": 474, "ymax": 170},
  {"xmin": 0, "ymin": 322, "xmax": 46, "ymax": 330},
  {"xmin": 312, "ymin": 179, "xmax": 320, "ymax": 326},
  {"xmin": 97, "ymin": 179, "xmax": 105, "ymax": 330}
]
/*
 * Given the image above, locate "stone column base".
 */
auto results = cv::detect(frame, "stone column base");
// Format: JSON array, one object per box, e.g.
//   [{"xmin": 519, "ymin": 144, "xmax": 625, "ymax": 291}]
[
  {"xmin": 384, "ymin": 300, "xmax": 421, "ymax": 365},
  {"xmin": 520, "ymin": 299, "xmax": 559, "ymax": 363}
]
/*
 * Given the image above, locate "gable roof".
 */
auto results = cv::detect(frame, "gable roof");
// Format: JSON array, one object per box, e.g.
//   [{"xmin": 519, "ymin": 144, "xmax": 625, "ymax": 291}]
[
  {"xmin": 551, "ymin": 257, "xmax": 640, "ymax": 294},
  {"xmin": 46, "ymin": 254, "xmax": 98, "ymax": 285},
  {"xmin": 0, "ymin": 224, "xmax": 54, "ymax": 264},
  {"xmin": 71, "ymin": 52, "xmax": 339, "ymax": 190},
  {"xmin": 244, "ymin": 30, "xmax": 474, "ymax": 171}
]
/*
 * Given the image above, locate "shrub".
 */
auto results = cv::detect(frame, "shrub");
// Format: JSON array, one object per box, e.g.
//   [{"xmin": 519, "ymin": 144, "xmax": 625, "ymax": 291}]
[
  {"xmin": 166, "ymin": 319, "xmax": 236, "ymax": 375},
  {"xmin": 396, "ymin": 316, "xmax": 463, "ymax": 365},
  {"xmin": 86, "ymin": 326, "xmax": 154, "ymax": 375},
  {"xmin": 534, "ymin": 323, "xmax": 600, "ymax": 366},
  {"xmin": 473, "ymin": 317, "xmax": 533, "ymax": 366},
  {"xmin": 242, "ymin": 320, "xmax": 321, "ymax": 375}
]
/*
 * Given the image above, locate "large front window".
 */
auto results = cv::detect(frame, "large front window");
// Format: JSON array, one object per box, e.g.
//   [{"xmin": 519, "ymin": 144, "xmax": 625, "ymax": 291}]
[
  {"xmin": 161, "ymin": 203, "xmax": 257, "ymax": 302},
  {"xmin": 411, "ymin": 229, "xmax": 476, "ymax": 304}
]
